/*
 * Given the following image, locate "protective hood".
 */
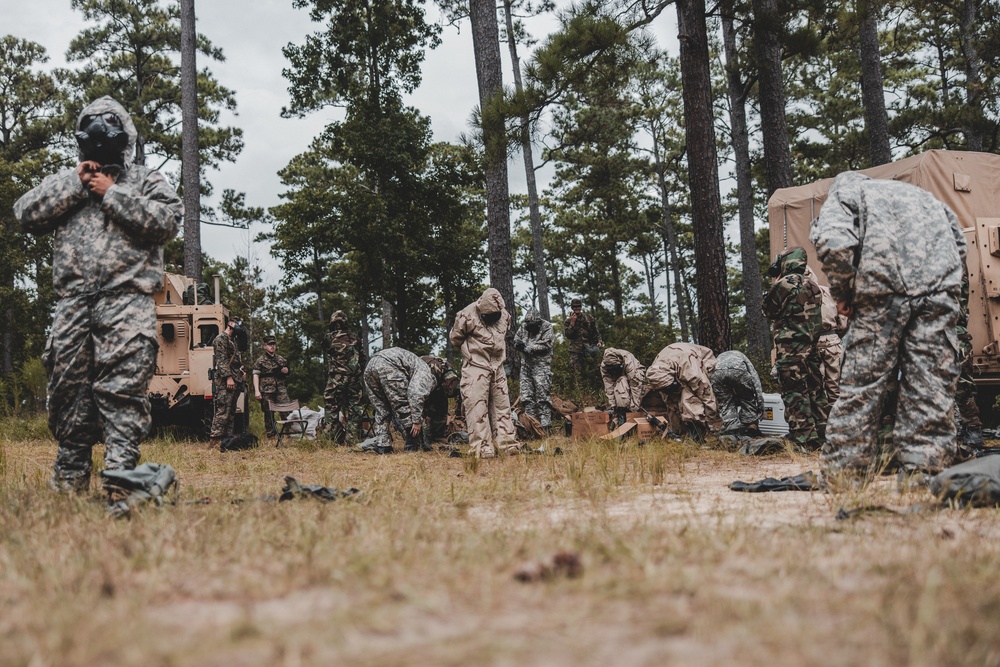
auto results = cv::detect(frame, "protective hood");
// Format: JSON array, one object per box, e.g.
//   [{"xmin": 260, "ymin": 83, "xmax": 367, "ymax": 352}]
[
  {"xmin": 777, "ymin": 246, "xmax": 808, "ymax": 277},
  {"xmin": 477, "ymin": 287, "xmax": 505, "ymax": 315},
  {"xmin": 76, "ymin": 96, "xmax": 136, "ymax": 168},
  {"xmin": 523, "ymin": 307, "xmax": 541, "ymax": 324},
  {"xmin": 602, "ymin": 348, "xmax": 624, "ymax": 367}
]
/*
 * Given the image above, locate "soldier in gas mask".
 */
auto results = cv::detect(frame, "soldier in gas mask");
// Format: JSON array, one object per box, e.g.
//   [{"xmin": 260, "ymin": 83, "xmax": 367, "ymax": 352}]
[
  {"xmin": 14, "ymin": 96, "xmax": 181, "ymax": 496},
  {"xmin": 600, "ymin": 348, "xmax": 645, "ymax": 426}
]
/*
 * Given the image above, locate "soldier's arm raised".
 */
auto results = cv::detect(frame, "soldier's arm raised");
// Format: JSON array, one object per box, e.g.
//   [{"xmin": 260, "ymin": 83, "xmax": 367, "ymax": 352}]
[
  {"xmin": 101, "ymin": 168, "xmax": 181, "ymax": 245},
  {"xmin": 14, "ymin": 170, "xmax": 90, "ymax": 235}
]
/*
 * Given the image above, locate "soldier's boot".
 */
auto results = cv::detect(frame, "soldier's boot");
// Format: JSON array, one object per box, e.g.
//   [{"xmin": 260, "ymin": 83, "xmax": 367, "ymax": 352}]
[
  {"xmin": 358, "ymin": 436, "xmax": 393, "ymax": 455},
  {"xmin": 685, "ymin": 422, "xmax": 708, "ymax": 443},
  {"xmin": 49, "ymin": 473, "xmax": 91, "ymax": 495},
  {"xmin": 896, "ymin": 465, "xmax": 931, "ymax": 493},
  {"xmin": 963, "ymin": 426, "xmax": 984, "ymax": 450}
]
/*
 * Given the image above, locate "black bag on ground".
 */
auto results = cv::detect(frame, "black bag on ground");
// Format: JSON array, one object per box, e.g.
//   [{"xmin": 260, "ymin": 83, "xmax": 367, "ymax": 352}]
[
  {"xmin": 930, "ymin": 456, "xmax": 1000, "ymax": 507},
  {"xmin": 220, "ymin": 433, "xmax": 259, "ymax": 451}
]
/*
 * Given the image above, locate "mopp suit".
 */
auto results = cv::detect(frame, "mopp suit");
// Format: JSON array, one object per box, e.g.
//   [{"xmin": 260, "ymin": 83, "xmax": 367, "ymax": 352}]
[
  {"xmin": 810, "ymin": 172, "xmax": 965, "ymax": 475},
  {"xmin": 362, "ymin": 347, "xmax": 436, "ymax": 453},
  {"xmin": 600, "ymin": 348, "xmax": 645, "ymax": 411},
  {"xmin": 514, "ymin": 308, "xmax": 554, "ymax": 428},
  {"xmin": 450, "ymin": 288, "xmax": 520, "ymax": 458},
  {"xmin": 14, "ymin": 96, "xmax": 181, "ymax": 491},
  {"xmin": 711, "ymin": 350, "xmax": 764, "ymax": 435},
  {"xmin": 646, "ymin": 343, "xmax": 718, "ymax": 435}
]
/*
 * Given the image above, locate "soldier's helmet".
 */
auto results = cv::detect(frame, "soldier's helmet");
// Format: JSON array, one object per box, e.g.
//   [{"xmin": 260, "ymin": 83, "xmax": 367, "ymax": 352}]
[
  {"xmin": 570, "ymin": 297, "xmax": 583, "ymax": 308},
  {"xmin": 329, "ymin": 310, "xmax": 348, "ymax": 328}
]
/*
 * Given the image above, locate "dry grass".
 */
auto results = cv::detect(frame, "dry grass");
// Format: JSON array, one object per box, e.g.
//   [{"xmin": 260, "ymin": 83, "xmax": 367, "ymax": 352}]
[{"xmin": 2, "ymin": 420, "xmax": 1000, "ymax": 667}]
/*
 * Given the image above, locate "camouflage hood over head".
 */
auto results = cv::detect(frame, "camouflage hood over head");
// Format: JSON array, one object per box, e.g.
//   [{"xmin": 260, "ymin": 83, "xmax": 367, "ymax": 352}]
[
  {"xmin": 77, "ymin": 96, "xmax": 137, "ymax": 168},
  {"xmin": 477, "ymin": 288, "xmax": 505, "ymax": 315},
  {"xmin": 522, "ymin": 307, "xmax": 541, "ymax": 324},
  {"xmin": 330, "ymin": 310, "xmax": 348, "ymax": 327},
  {"xmin": 777, "ymin": 247, "xmax": 809, "ymax": 277},
  {"xmin": 602, "ymin": 348, "xmax": 624, "ymax": 367}
]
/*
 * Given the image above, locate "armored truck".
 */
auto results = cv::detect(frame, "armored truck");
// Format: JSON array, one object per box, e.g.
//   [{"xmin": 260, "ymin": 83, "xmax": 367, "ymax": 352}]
[
  {"xmin": 148, "ymin": 272, "xmax": 248, "ymax": 436},
  {"xmin": 768, "ymin": 149, "xmax": 1000, "ymax": 402}
]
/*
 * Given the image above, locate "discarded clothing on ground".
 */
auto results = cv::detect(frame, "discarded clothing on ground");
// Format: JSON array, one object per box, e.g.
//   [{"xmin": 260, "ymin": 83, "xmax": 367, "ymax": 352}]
[
  {"xmin": 718, "ymin": 434, "xmax": 787, "ymax": 456},
  {"xmin": 931, "ymin": 455, "xmax": 1000, "ymax": 507},
  {"xmin": 729, "ymin": 471, "xmax": 822, "ymax": 492},
  {"xmin": 101, "ymin": 462, "xmax": 177, "ymax": 518},
  {"xmin": 279, "ymin": 476, "xmax": 360, "ymax": 502},
  {"xmin": 220, "ymin": 433, "xmax": 259, "ymax": 451}
]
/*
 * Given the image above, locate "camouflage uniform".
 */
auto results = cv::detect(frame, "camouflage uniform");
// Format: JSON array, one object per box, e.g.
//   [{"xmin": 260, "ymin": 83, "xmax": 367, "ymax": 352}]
[
  {"xmin": 514, "ymin": 308, "xmax": 554, "ymax": 428},
  {"xmin": 14, "ymin": 97, "xmax": 180, "ymax": 492},
  {"xmin": 600, "ymin": 348, "xmax": 645, "ymax": 414},
  {"xmin": 711, "ymin": 350, "xmax": 764, "ymax": 435},
  {"xmin": 253, "ymin": 345, "xmax": 291, "ymax": 437},
  {"xmin": 646, "ymin": 343, "xmax": 718, "ymax": 437},
  {"xmin": 807, "ymin": 266, "xmax": 848, "ymax": 406},
  {"xmin": 564, "ymin": 299, "xmax": 602, "ymax": 388},
  {"xmin": 810, "ymin": 172, "xmax": 965, "ymax": 476},
  {"xmin": 210, "ymin": 329, "xmax": 244, "ymax": 439},
  {"xmin": 322, "ymin": 310, "xmax": 366, "ymax": 444},
  {"xmin": 763, "ymin": 247, "xmax": 826, "ymax": 449},
  {"xmin": 449, "ymin": 288, "xmax": 520, "ymax": 458},
  {"xmin": 956, "ymin": 273, "xmax": 982, "ymax": 447},
  {"xmin": 362, "ymin": 348, "xmax": 436, "ymax": 453},
  {"xmin": 421, "ymin": 355, "xmax": 460, "ymax": 442}
]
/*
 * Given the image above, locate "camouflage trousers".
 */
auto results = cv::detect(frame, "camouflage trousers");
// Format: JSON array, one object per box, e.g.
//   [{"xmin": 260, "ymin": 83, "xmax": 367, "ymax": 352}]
[
  {"xmin": 460, "ymin": 363, "xmax": 519, "ymax": 458},
  {"xmin": 822, "ymin": 291, "xmax": 960, "ymax": 476},
  {"xmin": 519, "ymin": 359, "xmax": 553, "ymax": 428},
  {"xmin": 260, "ymin": 385, "xmax": 292, "ymax": 436},
  {"xmin": 210, "ymin": 379, "xmax": 244, "ymax": 439},
  {"xmin": 323, "ymin": 371, "xmax": 365, "ymax": 444},
  {"xmin": 956, "ymin": 330, "xmax": 981, "ymax": 431},
  {"xmin": 658, "ymin": 381, "xmax": 719, "ymax": 436},
  {"xmin": 362, "ymin": 356, "xmax": 415, "ymax": 450},
  {"xmin": 568, "ymin": 344, "xmax": 597, "ymax": 390},
  {"xmin": 44, "ymin": 293, "xmax": 158, "ymax": 492},
  {"xmin": 424, "ymin": 390, "xmax": 450, "ymax": 442},
  {"xmin": 775, "ymin": 340, "xmax": 826, "ymax": 448},
  {"xmin": 817, "ymin": 332, "xmax": 844, "ymax": 404},
  {"xmin": 711, "ymin": 367, "xmax": 762, "ymax": 434}
]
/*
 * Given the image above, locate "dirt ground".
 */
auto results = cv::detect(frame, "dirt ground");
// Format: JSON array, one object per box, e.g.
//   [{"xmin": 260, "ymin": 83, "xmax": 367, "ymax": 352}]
[{"xmin": 3, "ymin": 435, "xmax": 1000, "ymax": 667}]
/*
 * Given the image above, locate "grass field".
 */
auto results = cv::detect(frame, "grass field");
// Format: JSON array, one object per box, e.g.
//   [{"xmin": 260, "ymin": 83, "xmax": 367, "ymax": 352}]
[{"xmin": 2, "ymin": 421, "xmax": 1000, "ymax": 667}]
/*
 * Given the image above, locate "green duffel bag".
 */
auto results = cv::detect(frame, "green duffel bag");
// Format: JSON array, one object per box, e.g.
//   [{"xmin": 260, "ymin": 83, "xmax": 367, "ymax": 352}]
[{"xmin": 930, "ymin": 454, "xmax": 1000, "ymax": 507}]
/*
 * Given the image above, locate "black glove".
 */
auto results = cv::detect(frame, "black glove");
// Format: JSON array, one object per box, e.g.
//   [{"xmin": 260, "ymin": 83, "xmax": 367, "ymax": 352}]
[{"xmin": 514, "ymin": 340, "xmax": 526, "ymax": 352}]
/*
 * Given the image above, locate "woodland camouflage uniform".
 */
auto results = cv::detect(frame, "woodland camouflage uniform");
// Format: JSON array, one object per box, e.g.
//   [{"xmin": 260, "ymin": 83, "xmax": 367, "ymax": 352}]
[
  {"xmin": 322, "ymin": 310, "xmax": 366, "ymax": 444},
  {"xmin": 763, "ymin": 247, "xmax": 827, "ymax": 449},
  {"xmin": 806, "ymin": 266, "xmax": 848, "ymax": 405},
  {"xmin": 564, "ymin": 298, "xmax": 602, "ymax": 388},
  {"xmin": 514, "ymin": 307, "xmax": 554, "ymax": 428},
  {"xmin": 646, "ymin": 343, "xmax": 718, "ymax": 438},
  {"xmin": 711, "ymin": 350, "xmax": 765, "ymax": 435},
  {"xmin": 600, "ymin": 348, "xmax": 646, "ymax": 423},
  {"xmin": 362, "ymin": 348, "xmax": 436, "ymax": 453},
  {"xmin": 14, "ymin": 96, "xmax": 181, "ymax": 492},
  {"xmin": 449, "ymin": 288, "xmax": 520, "ymax": 458},
  {"xmin": 811, "ymin": 172, "xmax": 965, "ymax": 476},
  {"xmin": 211, "ymin": 328, "xmax": 243, "ymax": 439},
  {"xmin": 421, "ymin": 355, "xmax": 460, "ymax": 442},
  {"xmin": 253, "ymin": 340, "xmax": 291, "ymax": 437},
  {"xmin": 956, "ymin": 272, "xmax": 982, "ymax": 447}
]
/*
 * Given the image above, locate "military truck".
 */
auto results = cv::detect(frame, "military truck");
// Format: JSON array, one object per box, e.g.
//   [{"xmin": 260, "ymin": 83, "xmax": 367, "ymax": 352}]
[
  {"xmin": 148, "ymin": 272, "xmax": 248, "ymax": 436},
  {"xmin": 768, "ymin": 149, "xmax": 1000, "ymax": 406}
]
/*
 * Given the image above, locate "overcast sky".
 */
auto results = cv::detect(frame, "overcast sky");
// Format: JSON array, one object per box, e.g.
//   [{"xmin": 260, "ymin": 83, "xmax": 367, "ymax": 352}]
[{"xmin": 5, "ymin": 0, "xmax": 680, "ymax": 290}]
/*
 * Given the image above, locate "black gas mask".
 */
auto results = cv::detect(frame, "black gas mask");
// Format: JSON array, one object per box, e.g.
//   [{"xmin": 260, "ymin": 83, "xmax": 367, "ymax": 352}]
[
  {"xmin": 230, "ymin": 319, "xmax": 249, "ymax": 352},
  {"xmin": 481, "ymin": 311, "xmax": 501, "ymax": 325},
  {"xmin": 76, "ymin": 112, "xmax": 129, "ymax": 168},
  {"xmin": 604, "ymin": 363, "xmax": 624, "ymax": 378},
  {"xmin": 526, "ymin": 321, "xmax": 541, "ymax": 334},
  {"xmin": 767, "ymin": 253, "xmax": 785, "ymax": 278}
]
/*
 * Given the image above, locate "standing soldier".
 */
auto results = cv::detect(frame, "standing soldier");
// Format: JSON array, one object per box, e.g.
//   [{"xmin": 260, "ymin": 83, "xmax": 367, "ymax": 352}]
[
  {"xmin": 210, "ymin": 317, "xmax": 245, "ymax": 445},
  {"xmin": 810, "ymin": 172, "xmax": 965, "ymax": 480},
  {"xmin": 450, "ymin": 287, "xmax": 521, "ymax": 458},
  {"xmin": 514, "ymin": 307, "xmax": 555, "ymax": 430},
  {"xmin": 252, "ymin": 335, "xmax": 291, "ymax": 438},
  {"xmin": 600, "ymin": 348, "xmax": 645, "ymax": 426},
  {"xmin": 806, "ymin": 266, "xmax": 848, "ymax": 409},
  {"xmin": 322, "ymin": 310, "xmax": 366, "ymax": 445},
  {"xmin": 421, "ymin": 355, "xmax": 461, "ymax": 444},
  {"xmin": 763, "ymin": 247, "xmax": 826, "ymax": 450},
  {"xmin": 711, "ymin": 350, "xmax": 765, "ymax": 436},
  {"xmin": 565, "ymin": 297, "xmax": 603, "ymax": 389},
  {"xmin": 360, "ymin": 347, "xmax": 436, "ymax": 454},
  {"xmin": 646, "ymin": 342, "xmax": 719, "ymax": 441},
  {"xmin": 14, "ymin": 96, "xmax": 180, "ymax": 496}
]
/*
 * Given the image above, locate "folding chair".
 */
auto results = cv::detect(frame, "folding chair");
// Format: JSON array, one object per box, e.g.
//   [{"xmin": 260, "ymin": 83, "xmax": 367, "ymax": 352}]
[{"xmin": 269, "ymin": 400, "xmax": 309, "ymax": 447}]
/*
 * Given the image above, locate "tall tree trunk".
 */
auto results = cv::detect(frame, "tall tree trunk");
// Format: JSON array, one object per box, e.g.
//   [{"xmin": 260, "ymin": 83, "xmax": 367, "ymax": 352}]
[
  {"xmin": 503, "ymin": 0, "xmax": 550, "ymax": 320},
  {"xmin": 180, "ymin": 0, "xmax": 202, "ymax": 279},
  {"xmin": 470, "ymin": 0, "xmax": 518, "ymax": 376},
  {"xmin": 959, "ymin": 0, "xmax": 985, "ymax": 151},
  {"xmin": 857, "ymin": 0, "xmax": 892, "ymax": 165},
  {"xmin": 721, "ymin": 8, "xmax": 770, "ymax": 359},
  {"xmin": 751, "ymin": 0, "xmax": 793, "ymax": 195},
  {"xmin": 651, "ymin": 132, "xmax": 689, "ymax": 341},
  {"xmin": 381, "ymin": 298, "xmax": 393, "ymax": 348},
  {"xmin": 676, "ymin": 0, "xmax": 730, "ymax": 352}
]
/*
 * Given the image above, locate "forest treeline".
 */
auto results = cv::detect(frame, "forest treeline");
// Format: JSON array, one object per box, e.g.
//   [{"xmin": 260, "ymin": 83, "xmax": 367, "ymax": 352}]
[{"xmin": 1, "ymin": 0, "xmax": 996, "ymax": 407}]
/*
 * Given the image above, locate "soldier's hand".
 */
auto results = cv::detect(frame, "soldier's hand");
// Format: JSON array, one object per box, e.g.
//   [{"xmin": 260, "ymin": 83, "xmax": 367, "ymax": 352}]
[
  {"xmin": 836, "ymin": 300, "xmax": 853, "ymax": 318},
  {"xmin": 226, "ymin": 377, "xmax": 235, "ymax": 390},
  {"xmin": 77, "ymin": 161, "xmax": 101, "ymax": 187},
  {"xmin": 87, "ymin": 171, "xmax": 115, "ymax": 197},
  {"xmin": 410, "ymin": 422, "xmax": 422, "ymax": 437},
  {"xmin": 255, "ymin": 392, "xmax": 262, "ymax": 400},
  {"xmin": 281, "ymin": 366, "xmax": 289, "ymax": 374}
]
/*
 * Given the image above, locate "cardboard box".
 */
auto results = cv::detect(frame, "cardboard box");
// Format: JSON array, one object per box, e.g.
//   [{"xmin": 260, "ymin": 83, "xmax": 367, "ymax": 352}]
[{"xmin": 570, "ymin": 411, "xmax": 611, "ymax": 439}]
